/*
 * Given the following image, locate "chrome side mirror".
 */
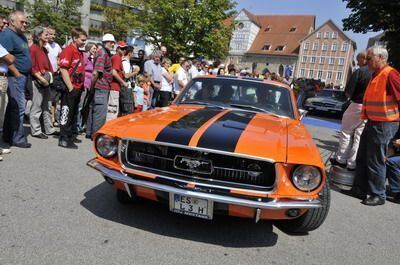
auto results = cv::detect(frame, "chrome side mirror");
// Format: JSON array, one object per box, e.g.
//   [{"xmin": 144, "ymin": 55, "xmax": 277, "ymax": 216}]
[{"xmin": 298, "ymin": 109, "xmax": 308, "ymax": 120}]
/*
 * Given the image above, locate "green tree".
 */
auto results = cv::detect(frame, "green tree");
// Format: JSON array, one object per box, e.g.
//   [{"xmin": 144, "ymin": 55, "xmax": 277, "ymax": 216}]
[
  {"xmin": 342, "ymin": 0, "xmax": 400, "ymax": 69},
  {"xmin": 25, "ymin": 0, "xmax": 83, "ymax": 45},
  {"xmin": 103, "ymin": 5, "xmax": 139, "ymax": 41},
  {"xmin": 123, "ymin": 0, "xmax": 236, "ymax": 61}
]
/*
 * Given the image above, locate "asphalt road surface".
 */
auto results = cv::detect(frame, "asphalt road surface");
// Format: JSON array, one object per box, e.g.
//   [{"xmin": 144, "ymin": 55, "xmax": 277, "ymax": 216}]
[{"xmin": 1, "ymin": 117, "xmax": 399, "ymax": 265}]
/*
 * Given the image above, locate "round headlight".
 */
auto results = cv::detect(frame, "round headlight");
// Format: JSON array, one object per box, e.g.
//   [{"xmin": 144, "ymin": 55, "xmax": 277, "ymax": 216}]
[
  {"xmin": 292, "ymin": 165, "xmax": 322, "ymax": 191},
  {"xmin": 96, "ymin": 135, "xmax": 118, "ymax": 158}
]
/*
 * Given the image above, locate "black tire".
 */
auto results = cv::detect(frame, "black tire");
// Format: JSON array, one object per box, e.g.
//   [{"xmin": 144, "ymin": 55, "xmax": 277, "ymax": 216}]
[
  {"xmin": 116, "ymin": 189, "xmax": 135, "ymax": 204},
  {"xmin": 276, "ymin": 181, "xmax": 331, "ymax": 234}
]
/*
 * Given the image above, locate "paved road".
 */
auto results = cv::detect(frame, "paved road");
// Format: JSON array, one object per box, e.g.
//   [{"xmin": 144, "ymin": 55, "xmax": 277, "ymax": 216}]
[{"xmin": 1, "ymin": 117, "xmax": 399, "ymax": 265}]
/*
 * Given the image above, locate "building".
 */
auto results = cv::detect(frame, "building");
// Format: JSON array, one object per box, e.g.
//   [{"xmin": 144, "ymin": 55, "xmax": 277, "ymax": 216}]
[
  {"xmin": 296, "ymin": 20, "xmax": 356, "ymax": 88},
  {"xmin": 227, "ymin": 9, "xmax": 315, "ymax": 77},
  {"xmin": 367, "ymin": 32, "xmax": 386, "ymax": 49}
]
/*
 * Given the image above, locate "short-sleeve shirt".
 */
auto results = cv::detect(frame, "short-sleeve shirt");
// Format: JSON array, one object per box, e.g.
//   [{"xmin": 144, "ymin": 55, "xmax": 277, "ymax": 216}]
[
  {"xmin": 144, "ymin": 59, "xmax": 162, "ymax": 82},
  {"xmin": 0, "ymin": 44, "xmax": 9, "ymax": 73},
  {"xmin": 93, "ymin": 47, "xmax": 113, "ymax": 90},
  {"xmin": 111, "ymin": 54, "xmax": 123, "ymax": 91},
  {"xmin": 0, "ymin": 28, "xmax": 32, "ymax": 74},
  {"xmin": 58, "ymin": 43, "xmax": 84, "ymax": 90},
  {"xmin": 46, "ymin": 42, "xmax": 62, "ymax": 72},
  {"xmin": 30, "ymin": 44, "xmax": 53, "ymax": 75},
  {"xmin": 174, "ymin": 67, "xmax": 189, "ymax": 94}
]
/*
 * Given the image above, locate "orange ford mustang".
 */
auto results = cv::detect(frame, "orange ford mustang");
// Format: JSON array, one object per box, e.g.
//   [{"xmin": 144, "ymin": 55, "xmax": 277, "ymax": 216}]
[{"xmin": 87, "ymin": 76, "xmax": 330, "ymax": 233}]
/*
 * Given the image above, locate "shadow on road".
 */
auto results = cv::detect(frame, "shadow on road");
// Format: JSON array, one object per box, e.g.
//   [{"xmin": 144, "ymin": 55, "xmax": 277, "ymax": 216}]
[{"xmin": 80, "ymin": 181, "xmax": 279, "ymax": 248}]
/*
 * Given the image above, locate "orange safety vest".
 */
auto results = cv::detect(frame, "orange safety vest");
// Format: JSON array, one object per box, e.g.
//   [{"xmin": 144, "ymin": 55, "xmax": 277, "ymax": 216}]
[{"xmin": 361, "ymin": 66, "xmax": 400, "ymax": 121}]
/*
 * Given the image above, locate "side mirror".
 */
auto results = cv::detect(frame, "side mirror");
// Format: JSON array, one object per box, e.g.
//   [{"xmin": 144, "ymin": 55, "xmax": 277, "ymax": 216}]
[{"xmin": 298, "ymin": 109, "xmax": 308, "ymax": 120}]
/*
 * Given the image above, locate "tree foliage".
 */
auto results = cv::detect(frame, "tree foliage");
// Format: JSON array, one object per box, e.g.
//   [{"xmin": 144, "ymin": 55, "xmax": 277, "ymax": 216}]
[
  {"xmin": 103, "ymin": 6, "xmax": 138, "ymax": 41},
  {"xmin": 342, "ymin": 0, "xmax": 400, "ymax": 69},
  {"xmin": 25, "ymin": 0, "xmax": 83, "ymax": 45},
  {"xmin": 121, "ymin": 0, "xmax": 236, "ymax": 61}
]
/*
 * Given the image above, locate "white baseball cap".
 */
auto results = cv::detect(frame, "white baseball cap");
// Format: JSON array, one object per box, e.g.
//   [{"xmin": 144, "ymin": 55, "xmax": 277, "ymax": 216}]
[{"xmin": 102, "ymin": 33, "xmax": 116, "ymax": 43}]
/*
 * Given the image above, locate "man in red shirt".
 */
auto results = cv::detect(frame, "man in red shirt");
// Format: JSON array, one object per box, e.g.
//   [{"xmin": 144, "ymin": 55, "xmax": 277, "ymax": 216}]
[
  {"xmin": 58, "ymin": 27, "xmax": 87, "ymax": 149},
  {"xmin": 108, "ymin": 41, "xmax": 128, "ymax": 120}
]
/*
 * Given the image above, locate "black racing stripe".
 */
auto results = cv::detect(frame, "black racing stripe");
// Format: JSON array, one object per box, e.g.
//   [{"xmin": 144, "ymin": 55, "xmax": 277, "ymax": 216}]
[
  {"xmin": 197, "ymin": 111, "xmax": 256, "ymax": 152},
  {"xmin": 156, "ymin": 108, "xmax": 223, "ymax": 145}
]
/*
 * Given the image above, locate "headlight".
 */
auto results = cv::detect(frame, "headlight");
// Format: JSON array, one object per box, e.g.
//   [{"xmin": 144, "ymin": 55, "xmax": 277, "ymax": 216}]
[
  {"xmin": 292, "ymin": 165, "xmax": 322, "ymax": 191},
  {"xmin": 96, "ymin": 135, "xmax": 118, "ymax": 158}
]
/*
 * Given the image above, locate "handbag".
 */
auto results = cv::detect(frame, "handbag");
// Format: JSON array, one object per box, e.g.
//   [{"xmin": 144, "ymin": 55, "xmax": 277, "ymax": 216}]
[{"xmin": 52, "ymin": 59, "xmax": 81, "ymax": 93}]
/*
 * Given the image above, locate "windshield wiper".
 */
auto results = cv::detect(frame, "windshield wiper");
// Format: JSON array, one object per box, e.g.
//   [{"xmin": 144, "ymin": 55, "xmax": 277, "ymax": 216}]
[
  {"xmin": 230, "ymin": 104, "xmax": 283, "ymax": 118},
  {"xmin": 179, "ymin": 101, "xmax": 225, "ymax": 109}
]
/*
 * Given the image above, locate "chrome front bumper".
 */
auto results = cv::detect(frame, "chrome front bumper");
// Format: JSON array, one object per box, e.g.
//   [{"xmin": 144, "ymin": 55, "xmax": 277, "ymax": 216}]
[{"xmin": 87, "ymin": 159, "xmax": 321, "ymax": 210}]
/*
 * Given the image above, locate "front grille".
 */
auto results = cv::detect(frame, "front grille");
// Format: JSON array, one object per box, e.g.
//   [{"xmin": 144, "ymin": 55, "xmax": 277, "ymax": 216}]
[
  {"xmin": 312, "ymin": 102, "xmax": 335, "ymax": 107},
  {"xmin": 120, "ymin": 140, "xmax": 276, "ymax": 190}
]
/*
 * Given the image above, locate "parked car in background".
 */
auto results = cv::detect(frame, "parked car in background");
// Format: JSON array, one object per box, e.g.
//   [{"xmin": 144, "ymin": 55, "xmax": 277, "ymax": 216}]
[
  {"xmin": 303, "ymin": 89, "xmax": 350, "ymax": 115},
  {"xmin": 87, "ymin": 76, "xmax": 330, "ymax": 234}
]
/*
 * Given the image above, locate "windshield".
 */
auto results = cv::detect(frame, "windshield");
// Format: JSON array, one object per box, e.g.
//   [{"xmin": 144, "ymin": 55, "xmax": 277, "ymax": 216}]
[
  {"xmin": 317, "ymin": 90, "xmax": 347, "ymax": 100},
  {"xmin": 175, "ymin": 77, "xmax": 294, "ymax": 118}
]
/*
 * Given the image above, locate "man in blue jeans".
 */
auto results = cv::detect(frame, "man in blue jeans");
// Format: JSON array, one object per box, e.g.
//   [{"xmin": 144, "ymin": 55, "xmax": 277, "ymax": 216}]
[
  {"xmin": 0, "ymin": 11, "xmax": 32, "ymax": 148},
  {"xmin": 386, "ymin": 138, "xmax": 400, "ymax": 204}
]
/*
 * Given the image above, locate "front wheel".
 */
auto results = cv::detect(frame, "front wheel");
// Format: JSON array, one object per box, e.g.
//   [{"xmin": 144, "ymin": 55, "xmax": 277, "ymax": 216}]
[{"xmin": 276, "ymin": 181, "xmax": 331, "ymax": 234}]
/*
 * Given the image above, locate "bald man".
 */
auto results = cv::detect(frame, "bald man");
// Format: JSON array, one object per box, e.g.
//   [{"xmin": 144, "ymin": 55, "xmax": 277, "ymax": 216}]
[{"xmin": 331, "ymin": 52, "xmax": 372, "ymax": 170}]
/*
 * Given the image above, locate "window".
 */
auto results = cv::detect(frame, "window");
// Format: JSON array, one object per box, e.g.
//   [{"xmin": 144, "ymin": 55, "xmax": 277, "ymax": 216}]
[
  {"xmin": 317, "ymin": 70, "xmax": 323, "ymax": 79},
  {"xmin": 338, "ymin": 58, "xmax": 345, "ymax": 65},
  {"xmin": 324, "ymin": 32, "xmax": 330, "ymax": 39},
  {"xmin": 337, "ymin": 72, "xmax": 343, "ymax": 81},
  {"xmin": 309, "ymin": 70, "xmax": 314, "ymax": 78},
  {"xmin": 327, "ymin": 71, "xmax": 332, "ymax": 79},
  {"xmin": 311, "ymin": 57, "xmax": 316, "ymax": 64},
  {"xmin": 341, "ymin": 42, "xmax": 349, "ymax": 52},
  {"xmin": 303, "ymin": 42, "xmax": 309, "ymax": 50},
  {"xmin": 322, "ymin": 42, "xmax": 328, "ymax": 51},
  {"xmin": 331, "ymin": 42, "xmax": 337, "ymax": 51},
  {"xmin": 300, "ymin": 69, "xmax": 305, "ymax": 77},
  {"xmin": 237, "ymin": 23, "xmax": 244, "ymax": 29},
  {"xmin": 262, "ymin": 44, "xmax": 271, "ymax": 50},
  {"xmin": 316, "ymin": 32, "xmax": 322, "ymax": 38},
  {"xmin": 331, "ymin": 32, "xmax": 338, "ymax": 39},
  {"xmin": 312, "ymin": 42, "xmax": 319, "ymax": 50},
  {"xmin": 329, "ymin": 58, "xmax": 335, "ymax": 64},
  {"xmin": 289, "ymin": 27, "xmax": 297, "ymax": 32},
  {"xmin": 275, "ymin": 45, "xmax": 285, "ymax": 51},
  {"xmin": 302, "ymin": 56, "xmax": 307, "ymax": 63},
  {"xmin": 320, "ymin": 57, "xmax": 325, "ymax": 64}
]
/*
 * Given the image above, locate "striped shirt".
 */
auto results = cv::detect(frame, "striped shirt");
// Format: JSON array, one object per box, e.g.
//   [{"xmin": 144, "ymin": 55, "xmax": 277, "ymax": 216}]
[{"xmin": 94, "ymin": 47, "xmax": 113, "ymax": 90}]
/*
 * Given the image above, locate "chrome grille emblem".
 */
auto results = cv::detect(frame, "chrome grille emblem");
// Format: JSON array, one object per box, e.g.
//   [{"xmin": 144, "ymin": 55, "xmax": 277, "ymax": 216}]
[{"xmin": 174, "ymin": 156, "xmax": 213, "ymax": 174}]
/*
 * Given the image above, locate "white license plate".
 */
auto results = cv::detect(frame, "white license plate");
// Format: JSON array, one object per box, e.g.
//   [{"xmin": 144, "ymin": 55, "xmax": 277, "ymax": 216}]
[{"xmin": 169, "ymin": 193, "xmax": 213, "ymax": 220}]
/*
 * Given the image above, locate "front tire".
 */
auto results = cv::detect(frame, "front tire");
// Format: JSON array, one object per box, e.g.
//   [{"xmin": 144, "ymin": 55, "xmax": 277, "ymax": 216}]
[{"xmin": 276, "ymin": 181, "xmax": 331, "ymax": 234}]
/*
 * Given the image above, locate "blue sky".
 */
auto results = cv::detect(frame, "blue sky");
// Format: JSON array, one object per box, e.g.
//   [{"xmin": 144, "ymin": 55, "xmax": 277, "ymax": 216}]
[{"xmin": 235, "ymin": 0, "xmax": 380, "ymax": 51}]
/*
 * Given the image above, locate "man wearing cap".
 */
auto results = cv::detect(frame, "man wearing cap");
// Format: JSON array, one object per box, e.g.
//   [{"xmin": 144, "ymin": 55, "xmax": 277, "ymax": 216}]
[
  {"xmin": 89, "ymin": 33, "xmax": 116, "ymax": 137},
  {"xmin": 108, "ymin": 41, "xmax": 128, "ymax": 120}
]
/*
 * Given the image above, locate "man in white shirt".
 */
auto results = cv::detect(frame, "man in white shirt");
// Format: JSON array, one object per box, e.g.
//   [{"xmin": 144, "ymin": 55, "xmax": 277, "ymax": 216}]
[
  {"xmin": 189, "ymin": 59, "xmax": 201, "ymax": 79},
  {"xmin": 45, "ymin": 26, "xmax": 62, "ymax": 125},
  {"xmin": 0, "ymin": 43, "xmax": 15, "ymax": 160},
  {"xmin": 173, "ymin": 59, "xmax": 190, "ymax": 96}
]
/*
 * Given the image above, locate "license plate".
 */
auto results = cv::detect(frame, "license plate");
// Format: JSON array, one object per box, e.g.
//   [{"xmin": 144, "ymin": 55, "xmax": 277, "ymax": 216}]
[{"xmin": 169, "ymin": 193, "xmax": 213, "ymax": 220}]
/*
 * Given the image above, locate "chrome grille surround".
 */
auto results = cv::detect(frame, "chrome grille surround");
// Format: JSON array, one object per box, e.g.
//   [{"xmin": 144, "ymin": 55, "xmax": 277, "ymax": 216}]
[{"xmin": 119, "ymin": 138, "xmax": 277, "ymax": 192}]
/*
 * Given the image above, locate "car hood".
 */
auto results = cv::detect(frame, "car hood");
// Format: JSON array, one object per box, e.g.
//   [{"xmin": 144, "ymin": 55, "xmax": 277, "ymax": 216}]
[{"xmin": 99, "ymin": 106, "xmax": 317, "ymax": 164}]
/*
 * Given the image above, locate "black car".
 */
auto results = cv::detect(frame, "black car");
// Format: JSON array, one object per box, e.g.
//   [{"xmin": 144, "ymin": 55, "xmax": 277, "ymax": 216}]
[{"xmin": 303, "ymin": 89, "xmax": 350, "ymax": 114}]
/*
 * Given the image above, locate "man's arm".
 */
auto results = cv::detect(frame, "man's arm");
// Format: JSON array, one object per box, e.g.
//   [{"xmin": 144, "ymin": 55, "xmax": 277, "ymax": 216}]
[
  {"xmin": 60, "ymin": 68, "xmax": 73, "ymax": 92},
  {"xmin": 112, "ymin": 69, "xmax": 128, "ymax": 88},
  {"xmin": 344, "ymin": 68, "xmax": 360, "ymax": 99},
  {"xmin": 3, "ymin": 53, "xmax": 15, "ymax": 65}
]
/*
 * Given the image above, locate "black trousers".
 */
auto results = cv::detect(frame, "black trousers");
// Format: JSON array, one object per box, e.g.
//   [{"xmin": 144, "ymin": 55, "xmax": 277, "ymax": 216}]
[
  {"xmin": 59, "ymin": 89, "xmax": 81, "ymax": 141},
  {"xmin": 158, "ymin": 91, "xmax": 171, "ymax": 107}
]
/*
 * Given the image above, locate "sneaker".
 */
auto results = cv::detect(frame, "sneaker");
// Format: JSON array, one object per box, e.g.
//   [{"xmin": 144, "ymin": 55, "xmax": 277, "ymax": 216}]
[
  {"xmin": 391, "ymin": 193, "xmax": 400, "ymax": 204},
  {"xmin": 0, "ymin": 156, "xmax": 2, "ymax": 161},
  {"xmin": 0, "ymin": 148, "xmax": 11, "ymax": 154}
]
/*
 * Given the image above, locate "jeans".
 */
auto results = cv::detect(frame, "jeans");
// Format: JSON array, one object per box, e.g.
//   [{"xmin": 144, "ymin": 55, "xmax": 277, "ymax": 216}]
[
  {"xmin": 3, "ymin": 75, "xmax": 28, "ymax": 145},
  {"xmin": 0, "ymin": 75, "xmax": 8, "ymax": 130},
  {"xmin": 59, "ymin": 89, "xmax": 81, "ymax": 141},
  {"xmin": 386, "ymin": 156, "xmax": 400, "ymax": 193},
  {"xmin": 354, "ymin": 121, "xmax": 399, "ymax": 199}
]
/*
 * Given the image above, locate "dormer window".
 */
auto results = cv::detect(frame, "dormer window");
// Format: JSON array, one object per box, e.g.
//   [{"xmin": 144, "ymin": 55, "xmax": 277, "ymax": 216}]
[
  {"xmin": 237, "ymin": 22, "xmax": 244, "ymax": 29},
  {"xmin": 264, "ymin": 26, "xmax": 271, "ymax": 32},
  {"xmin": 289, "ymin": 27, "xmax": 297, "ymax": 32},
  {"xmin": 262, "ymin": 44, "xmax": 271, "ymax": 50},
  {"xmin": 275, "ymin": 45, "xmax": 285, "ymax": 51}
]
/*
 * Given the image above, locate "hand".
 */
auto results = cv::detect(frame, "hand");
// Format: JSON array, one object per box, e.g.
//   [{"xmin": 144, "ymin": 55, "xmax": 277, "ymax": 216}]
[
  {"xmin": 40, "ymin": 79, "xmax": 49, "ymax": 87},
  {"xmin": 393, "ymin": 139, "xmax": 400, "ymax": 148},
  {"xmin": 68, "ymin": 86, "xmax": 74, "ymax": 92},
  {"xmin": 122, "ymin": 81, "xmax": 129, "ymax": 88}
]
